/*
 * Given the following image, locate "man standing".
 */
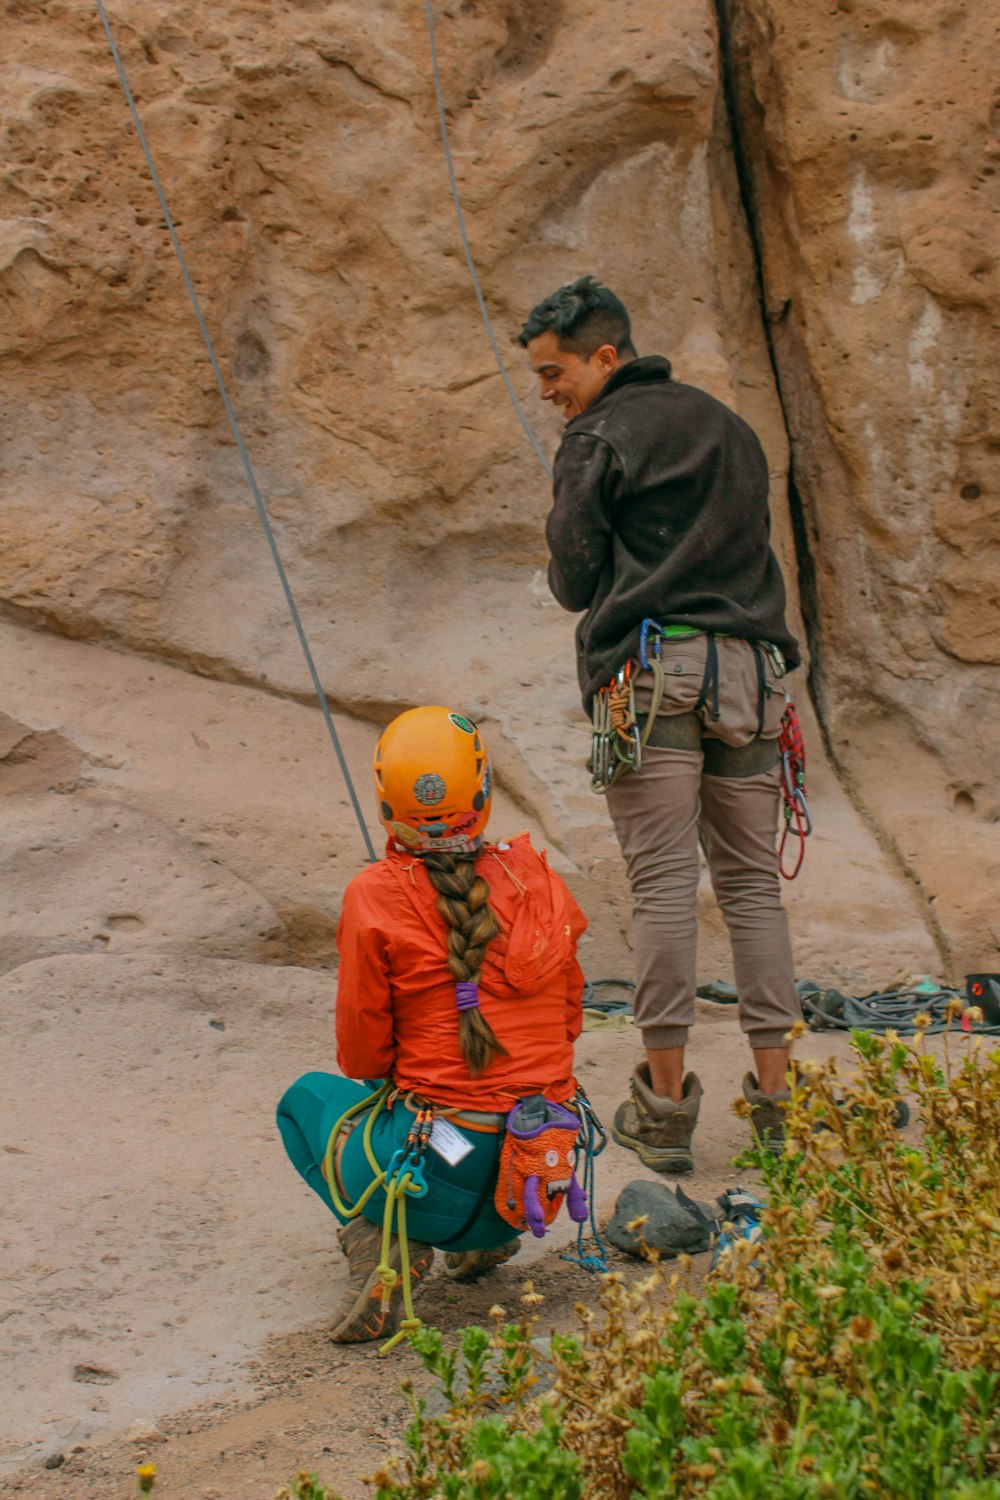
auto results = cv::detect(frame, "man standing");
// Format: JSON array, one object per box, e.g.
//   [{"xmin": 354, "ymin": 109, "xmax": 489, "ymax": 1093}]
[{"xmin": 519, "ymin": 275, "xmax": 803, "ymax": 1172}]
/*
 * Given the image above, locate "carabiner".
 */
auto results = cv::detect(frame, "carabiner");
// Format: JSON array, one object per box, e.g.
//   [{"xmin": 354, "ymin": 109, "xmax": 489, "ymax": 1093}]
[
  {"xmin": 639, "ymin": 617, "xmax": 666, "ymax": 671},
  {"xmin": 793, "ymin": 787, "xmax": 813, "ymax": 837},
  {"xmin": 780, "ymin": 749, "xmax": 799, "ymax": 801}
]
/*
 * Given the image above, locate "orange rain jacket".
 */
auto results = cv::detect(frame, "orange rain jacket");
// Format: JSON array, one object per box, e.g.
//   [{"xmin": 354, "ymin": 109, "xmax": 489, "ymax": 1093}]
[{"xmin": 335, "ymin": 835, "xmax": 587, "ymax": 1111}]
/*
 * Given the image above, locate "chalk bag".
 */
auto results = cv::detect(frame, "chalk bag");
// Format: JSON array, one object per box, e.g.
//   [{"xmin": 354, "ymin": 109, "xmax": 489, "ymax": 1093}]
[{"xmin": 495, "ymin": 1094, "xmax": 589, "ymax": 1239}]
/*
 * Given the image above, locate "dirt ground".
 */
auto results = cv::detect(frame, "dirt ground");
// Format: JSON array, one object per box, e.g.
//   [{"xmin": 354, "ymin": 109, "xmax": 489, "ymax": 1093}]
[
  {"xmin": 0, "ymin": 623, "xmax": 950, "ymax": 1500},
  {"xmin": 2, "ymin": 973, "xmax": 870, "ymax": 1500}
]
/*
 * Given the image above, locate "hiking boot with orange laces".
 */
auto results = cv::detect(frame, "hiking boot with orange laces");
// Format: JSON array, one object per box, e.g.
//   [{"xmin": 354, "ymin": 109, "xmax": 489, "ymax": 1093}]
[
  {"xmin": 612, "ymin": 1064, "xmax": 703, "ymax": 1174},
  {"xmin": 443, "ymin": 1240, "xmax": 521, "ymax": 1281},
  {"xmin": 330, "ymin": 1217, "xmax": 434, "ymax": 1344}
]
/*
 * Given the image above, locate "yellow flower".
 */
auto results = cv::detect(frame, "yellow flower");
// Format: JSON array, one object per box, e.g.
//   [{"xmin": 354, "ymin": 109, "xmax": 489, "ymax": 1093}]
[{"xmin": 136, "ymin": 1463, "xmax": 156, "ymax": 1495}]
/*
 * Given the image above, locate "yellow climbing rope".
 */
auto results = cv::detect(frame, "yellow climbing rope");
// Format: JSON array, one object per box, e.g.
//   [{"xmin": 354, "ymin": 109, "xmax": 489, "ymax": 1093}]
[{"xmin": 322, "ymin": 1084, "xmax": 430, "ymax": 1356}]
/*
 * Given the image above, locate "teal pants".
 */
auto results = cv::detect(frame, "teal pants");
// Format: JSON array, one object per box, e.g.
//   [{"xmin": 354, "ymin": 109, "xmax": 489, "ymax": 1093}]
[{"xmin": 276, "ymin": 1072, "xmax": 519, "ymax": 1252}]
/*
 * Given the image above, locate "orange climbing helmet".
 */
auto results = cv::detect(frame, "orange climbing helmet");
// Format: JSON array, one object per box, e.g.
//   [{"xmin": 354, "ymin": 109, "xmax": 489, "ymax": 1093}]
[{"xmin": 373, "ymin": 706, "xmax": 493, "ymax": 856}]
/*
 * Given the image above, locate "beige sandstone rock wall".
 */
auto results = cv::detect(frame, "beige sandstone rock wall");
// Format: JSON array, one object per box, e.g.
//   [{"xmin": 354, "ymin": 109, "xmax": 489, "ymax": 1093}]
[
  {"xmin": 722, "ymin": 0, "xmax": 1000, "ymax": 967},
  {"xmin": 1, "ymin": 0, "xmax": 984, "ymax": 975},
  {"xmin": 0, "ymin": 0, "xmax": 785, "ymax": 824},
  {"xmin": 1, "ymin": 5, "xmax": 979, "ymax": 1467}
]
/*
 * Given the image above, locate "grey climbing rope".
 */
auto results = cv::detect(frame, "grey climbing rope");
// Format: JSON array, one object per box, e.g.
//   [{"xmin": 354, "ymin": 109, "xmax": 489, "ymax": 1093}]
[
  {"xmin": 94, "ymin": 0, "xmax": 377, "ymax": 864},
  {"xmin": 424, "ymin": 0, "xmax": 553, "ymax": 478}
]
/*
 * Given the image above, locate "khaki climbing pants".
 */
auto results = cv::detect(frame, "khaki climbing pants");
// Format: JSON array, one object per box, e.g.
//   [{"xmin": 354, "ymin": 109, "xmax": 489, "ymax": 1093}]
[{"xmin": 605, "ymin": 635, "xmax": 801, "ymax": 1051}]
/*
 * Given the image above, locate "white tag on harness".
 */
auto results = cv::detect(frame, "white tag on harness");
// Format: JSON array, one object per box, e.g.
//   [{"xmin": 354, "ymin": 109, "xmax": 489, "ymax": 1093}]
[{"xmin": 428, "ymin": 1117, "xmax": 475, "ymax": 1166}]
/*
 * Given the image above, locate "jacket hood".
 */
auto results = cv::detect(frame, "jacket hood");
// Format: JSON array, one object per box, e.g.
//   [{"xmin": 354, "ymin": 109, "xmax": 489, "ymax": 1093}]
[{"xmin": 384, "ymin": 835, "xmax": 581, "ymax": 999}]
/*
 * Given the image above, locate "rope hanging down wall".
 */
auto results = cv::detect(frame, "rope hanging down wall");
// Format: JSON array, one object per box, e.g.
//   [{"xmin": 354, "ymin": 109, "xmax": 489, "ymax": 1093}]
[
  {"xmin": 94, "ymin": 0, "xmax": 377, "ymax": 865},
  {"xmin": 423, "ymin": 0, "xmax": 552, "ymax": 478}
]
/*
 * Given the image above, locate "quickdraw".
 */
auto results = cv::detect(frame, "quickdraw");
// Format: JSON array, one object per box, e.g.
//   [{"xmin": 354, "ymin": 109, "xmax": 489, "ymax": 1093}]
[
  {"xmin": 777, "ymin": 702, "xmax": 812, "ymax": 880},
  {"xmin": 591, "ymin": 646, "xmax": 666, "ymax": 795},
  {"xmin": 591, "ymin": 662, "xmax": 640, "ymax": 792}
]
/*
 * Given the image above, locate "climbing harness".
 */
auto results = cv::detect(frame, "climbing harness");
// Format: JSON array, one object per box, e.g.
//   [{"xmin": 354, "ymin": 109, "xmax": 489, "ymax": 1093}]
[
  {"xmin": 592, "ymin": 626, "xmax": 815, "ymax": 882},
  {"xmin": 95, "ymin": 0, "xmax": 376, "ymax": 865},
  {"xmin": 322, "ymin": 1084, "xmax": 436, "ymax": 1355},
  {"xmin": 589, "ymin": 618, "xmax": 726, "ymax": 794},
  {"xmin": 777, "ymin": 703, "xmax": 812, "ymax": 879},
  {"xmin": 561, "ymin": 1086, "xmax": 610, "ymax": 1274}
]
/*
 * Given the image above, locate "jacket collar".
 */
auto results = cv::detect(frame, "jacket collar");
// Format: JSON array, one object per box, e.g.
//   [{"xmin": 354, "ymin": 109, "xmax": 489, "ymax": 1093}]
[{"xmin": 568, "ymin": 355, "xmax": 673, "ymax": 426}]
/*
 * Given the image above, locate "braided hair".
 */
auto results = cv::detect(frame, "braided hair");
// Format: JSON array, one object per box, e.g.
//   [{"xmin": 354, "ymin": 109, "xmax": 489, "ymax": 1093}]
[{"xmin": 422, "ymin": 850, "xmax": 508, "ymax": 1077}]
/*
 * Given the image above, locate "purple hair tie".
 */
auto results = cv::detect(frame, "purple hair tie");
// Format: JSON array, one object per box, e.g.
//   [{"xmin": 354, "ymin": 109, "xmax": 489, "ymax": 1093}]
[{"xmin": 455, "ymin": 982, "xmax": 480, "ymax": 1012}]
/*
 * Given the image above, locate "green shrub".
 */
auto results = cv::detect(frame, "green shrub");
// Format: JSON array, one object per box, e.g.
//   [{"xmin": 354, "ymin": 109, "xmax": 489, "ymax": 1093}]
[{"xmin": 358, "ymin": 1024, "xmax": 1000, "ymax": 1499}]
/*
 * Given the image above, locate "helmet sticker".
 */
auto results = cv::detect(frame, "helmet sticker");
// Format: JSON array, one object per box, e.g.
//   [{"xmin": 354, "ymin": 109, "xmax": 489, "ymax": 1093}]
[
  {"xmin": 482, "ymin": 762, "xmax": 492, "ymax": 799},
  {"xmin": 448, "ymin": 713, "xmax": 475, "ymax": 734},
  {"xmin": 390, "ymin": 821, "xmax": 422, "ymax": 847},
  {"xmin": 413, "ymin": 772, "xmax": 446, "ymax": 806},
  {"xmin": 419, "ymin": 832, "xmax": 482, "ymax": 854}
]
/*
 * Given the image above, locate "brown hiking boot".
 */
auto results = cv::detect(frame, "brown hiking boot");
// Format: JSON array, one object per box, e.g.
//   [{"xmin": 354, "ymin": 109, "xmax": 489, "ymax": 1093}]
[
  {"xmin": 330, "ymin": 1216, "xmax": 434, "ymax": 1344},
  {"xmin": 742, "ymin": 1072, "xmax": 790, "ymax": 1154},
  {"xmin": 443, "ymin": 1240, "xmax": 522, "ymax": 1281},
  {"xmin": 612, "ymin": 1064, "xmax": 703, "ymax": 1174}
]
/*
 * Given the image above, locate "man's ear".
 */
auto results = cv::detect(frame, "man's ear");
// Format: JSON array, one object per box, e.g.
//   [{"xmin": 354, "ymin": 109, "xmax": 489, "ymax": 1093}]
[{"xmin": 593, "ymin": 342, "xmax": 620, "ymax": 374}]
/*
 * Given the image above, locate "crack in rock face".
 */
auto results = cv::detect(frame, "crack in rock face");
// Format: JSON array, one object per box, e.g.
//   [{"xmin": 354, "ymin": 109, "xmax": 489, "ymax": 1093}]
[{"xmin": 717, "ymin": 0, "xmax": 1000, "ymax": 971}]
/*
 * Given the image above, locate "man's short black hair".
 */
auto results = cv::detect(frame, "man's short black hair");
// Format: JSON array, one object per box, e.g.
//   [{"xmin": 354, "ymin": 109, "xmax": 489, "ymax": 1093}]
[{"xmin": 517, "ymin": 275, "xmax": 636, "ymax": 358}]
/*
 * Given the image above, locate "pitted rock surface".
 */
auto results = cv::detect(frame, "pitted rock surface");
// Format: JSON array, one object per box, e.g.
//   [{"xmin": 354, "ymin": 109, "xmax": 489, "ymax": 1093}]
[{"xmin": 3, "ymin": 0, "xmax": 989, "ymax": 968}]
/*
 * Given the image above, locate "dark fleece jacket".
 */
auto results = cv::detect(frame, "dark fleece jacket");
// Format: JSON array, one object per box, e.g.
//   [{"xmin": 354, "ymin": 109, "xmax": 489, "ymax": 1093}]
[{"xmin": 545, "ymin": 356, "xmax": 800, "ymax": 708}]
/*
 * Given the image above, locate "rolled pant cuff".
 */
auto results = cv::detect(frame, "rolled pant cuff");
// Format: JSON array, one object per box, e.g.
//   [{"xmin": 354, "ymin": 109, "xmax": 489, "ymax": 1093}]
[
  {"xmin": 641, "ymin": 1025, "xmax": 690, "ymax": 1050},
  {"xmin": 747, "ymin": 1028, "xmax": 796, "ymax": 1050}
]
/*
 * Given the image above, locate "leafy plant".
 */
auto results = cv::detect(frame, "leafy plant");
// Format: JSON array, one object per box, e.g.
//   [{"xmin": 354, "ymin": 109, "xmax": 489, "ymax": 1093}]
[
  {"xmin": 276, "ymin": 1472, "xmax": 334, "ymax": 1500},
  {"xmin": 363, "ymin": 1023, "xmax": 1000, "ymax": 1499}
]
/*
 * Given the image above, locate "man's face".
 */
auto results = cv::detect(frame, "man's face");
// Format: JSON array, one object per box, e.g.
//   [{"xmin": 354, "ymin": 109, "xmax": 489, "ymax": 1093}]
[{"xmin": 526, "ymin": 331, "xmax": 621, "ymax": 422}]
